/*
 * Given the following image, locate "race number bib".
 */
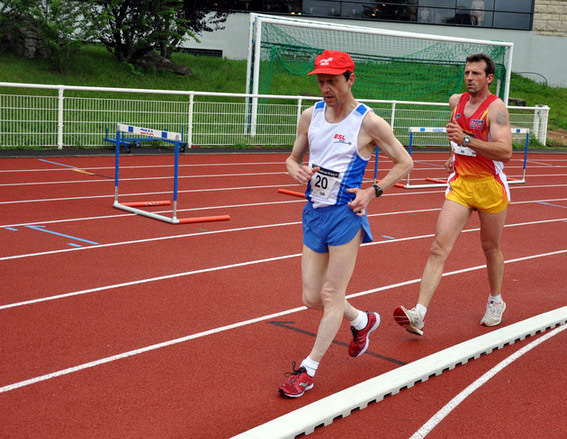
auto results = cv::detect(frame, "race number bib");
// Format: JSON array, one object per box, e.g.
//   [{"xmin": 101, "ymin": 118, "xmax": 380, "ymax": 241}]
[
  {"xmin": 311, "ymin": 166, "xmax": 340, "ymax": 199},
  {"xmin": 450, "ymin": 140, "xmax": 477, "ymax": 157}
]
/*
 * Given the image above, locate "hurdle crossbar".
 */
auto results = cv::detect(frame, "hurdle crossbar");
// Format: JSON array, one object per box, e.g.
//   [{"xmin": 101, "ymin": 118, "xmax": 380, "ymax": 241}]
[
  {"xmin": 402, "ymin": 127, "xmax": 530, "ymax": 189},
  {"xmin": 113, "ymin": 123, "xmax": 230, "ymax": 225},
  {"xmin": 104, "ymin": 125, "xmax": 186, "ymax": 153}
]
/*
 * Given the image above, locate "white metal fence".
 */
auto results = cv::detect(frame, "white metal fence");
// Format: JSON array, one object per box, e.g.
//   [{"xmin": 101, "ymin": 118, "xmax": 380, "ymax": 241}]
[{"xmin": 0, "ymin": 82, "xmax": 549, "ymax": 150}]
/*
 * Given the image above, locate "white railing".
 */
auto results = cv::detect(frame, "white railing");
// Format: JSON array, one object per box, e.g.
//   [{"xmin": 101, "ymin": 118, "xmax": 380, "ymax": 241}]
[{"xmin": 0, "ymin": 82, "xmax": 549, "ymax": 150}]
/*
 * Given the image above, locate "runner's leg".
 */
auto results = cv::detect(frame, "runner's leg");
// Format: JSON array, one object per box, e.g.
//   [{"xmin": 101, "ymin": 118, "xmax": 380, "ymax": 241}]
[
  {"xmin": 417, "ymin": 199, "xmax": 472, "ymax": 307},
  {"xmin": 478, "ymin": 208, "xmax": 508, "ymax": 297},
  {"xmin": 305, "ymin": 231, "xmax": 362, "ymax": 362}
]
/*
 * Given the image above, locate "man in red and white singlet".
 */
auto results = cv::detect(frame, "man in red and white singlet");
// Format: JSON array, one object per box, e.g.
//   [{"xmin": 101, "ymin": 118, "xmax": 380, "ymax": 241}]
[{"xmin": 394, "ymin": 54, "xmax": 513, "ymax": 336}]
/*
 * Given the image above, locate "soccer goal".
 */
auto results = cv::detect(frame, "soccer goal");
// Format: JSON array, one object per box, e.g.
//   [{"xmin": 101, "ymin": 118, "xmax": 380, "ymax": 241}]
[
  {"xmin": 112, "ymin": 124, "xmax": 230, "ymax": 225},
  {"xmin": 246, "ymin": 13, "xmax": 513, "ymax": 103},
  {"xmin": 399, "ymin": 127, "xmax": 530, "ymax": 189}
]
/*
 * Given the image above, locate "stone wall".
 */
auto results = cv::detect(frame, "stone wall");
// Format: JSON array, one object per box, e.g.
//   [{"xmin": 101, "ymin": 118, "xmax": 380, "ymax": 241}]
[{"xmin": 533, "ymin": 0, "xmax": 567, "ymax": 36}]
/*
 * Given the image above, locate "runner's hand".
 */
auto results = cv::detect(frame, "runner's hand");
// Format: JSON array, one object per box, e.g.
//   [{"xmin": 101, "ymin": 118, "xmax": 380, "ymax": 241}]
[
  {"xmin": 446, "ymin": 122, "xmax": 464, "ymax": 144},
  {"xmin": 295, "ymin": 166, "xmax": 320, "ymax": 185},
  {"xmin": 445, "ymin": 157, "xmax": 454, "ymax": 173},
  {"xmin": 347, "ymin": 187, "xmax": 372, "ymax": 217}
]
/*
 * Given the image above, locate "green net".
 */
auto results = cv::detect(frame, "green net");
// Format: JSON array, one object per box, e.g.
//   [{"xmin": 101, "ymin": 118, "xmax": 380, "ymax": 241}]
[{"xmin": 253, "ymin": 21, "xmax": 509, "ymax": 103}]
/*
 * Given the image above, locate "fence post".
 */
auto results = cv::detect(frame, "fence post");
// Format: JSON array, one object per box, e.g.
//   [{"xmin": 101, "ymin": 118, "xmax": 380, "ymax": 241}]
[
  {"xmin": 187, "ymin": 92, "xmax": 194, "ymax": 148},
  {"xmin": 390, "ymin": 101, "xmax": 397, "ymax": 129},
  {"xmin": 57, "ymin": 87, "xmax": 64, "ymax": 149},
  {"xmin": 534, "ymin": 105, "xmax": 549, "ymax": 145}
]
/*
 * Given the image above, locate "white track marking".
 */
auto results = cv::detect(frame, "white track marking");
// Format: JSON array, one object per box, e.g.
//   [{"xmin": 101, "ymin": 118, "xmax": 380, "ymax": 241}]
[
  {"xmin": 1, "ymin": 172, "xmax": 566, "ymax": 188},
  {"xmin": 2, "ymin": 158, "xmax": 563, "ymax": 174},
  {"xmin": 409, "ymin": 323, "xmax": 567, "ymax": 439},
  {"xmin": 0, "ymin": 162, "xmax": 290, "ymax": 173},
  {"xmin": 0, "ymin": 305, "xmax": 306, "ymax": 394},
  {"xmin": 0, "ymin": 250, "xmax": 565, "ymax": 394},
  {"xmin": 0, "ymin": 253, "xmax": 300, "ymax": 310},
  {"xmin": 1, "ymin": 182, "xmax": 566, "ymax": 205},
  {"xmin": 1, "ymin": 197, "xmax": 566, "ymax": 230},
  {"xmin": 1, "ymin": 214, "xmax": 565, "ymax": 263},
  {"xmin": 0, "ymin": 171, "xmax": 288, "ymax": 187},
  {"xmin": 0, "ymin": 183, "xmax": 296, "ymax": 204},
  {"xmin": 233, "ymin": 309, "xmax": 567, "ymax": 439}
]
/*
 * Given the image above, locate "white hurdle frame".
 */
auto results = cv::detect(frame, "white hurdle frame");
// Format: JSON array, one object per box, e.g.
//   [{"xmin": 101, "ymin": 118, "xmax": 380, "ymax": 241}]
[
  {"xmin": 401, "ymin": 127, "xmax": 530, "ymax": 189},
  {"xmin": 113, "ymin": 123, "xmax": 230, "ymax": 225}
]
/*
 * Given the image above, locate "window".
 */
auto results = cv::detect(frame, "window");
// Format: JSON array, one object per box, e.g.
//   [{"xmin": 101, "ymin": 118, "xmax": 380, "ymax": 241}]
[{"xmin": 231, "ymin": 1, "xmax": 534, "ymax": 30}]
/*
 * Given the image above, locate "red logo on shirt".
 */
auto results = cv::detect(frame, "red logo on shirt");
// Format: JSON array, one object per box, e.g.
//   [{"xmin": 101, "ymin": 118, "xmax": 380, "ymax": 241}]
[{"xmin": 334, "ymin": 133, "xmax": 346, "ymax": 141}]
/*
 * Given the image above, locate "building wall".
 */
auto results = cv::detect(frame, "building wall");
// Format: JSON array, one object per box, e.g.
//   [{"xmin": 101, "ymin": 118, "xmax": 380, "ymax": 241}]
[
  {"xmin": 533, "ymin": 0, "xmax": 567, "ymax": 36},
  {"xmin": 182, "ymin": 2, "xmax": 567, "ymax": 87}
]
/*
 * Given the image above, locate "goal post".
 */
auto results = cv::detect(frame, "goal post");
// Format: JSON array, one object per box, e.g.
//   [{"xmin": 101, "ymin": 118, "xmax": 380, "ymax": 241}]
[
  {"xmin": 246, "ymin": 13, "xmax": 513, "ymax": 103},
  {"xmin": 400, "ymin": 127, "xmax": 529, "ymax": 189}
]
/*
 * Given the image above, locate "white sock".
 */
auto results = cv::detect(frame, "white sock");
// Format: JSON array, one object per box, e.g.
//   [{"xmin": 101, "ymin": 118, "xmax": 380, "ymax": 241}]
[
  {"xmin": 301, "ymin": 356, "xmax": 319, "ymax": 377},
  {"xmin": 416, "ymin": 304, "xmax": 427, "ymax": 319},
  {"xmin": 489, "ymin": 294, "xmax": 502, "ymax": 304},
  {"xmin": 349, "ymin": 310, "xmax": 368, "ymax": 330}
]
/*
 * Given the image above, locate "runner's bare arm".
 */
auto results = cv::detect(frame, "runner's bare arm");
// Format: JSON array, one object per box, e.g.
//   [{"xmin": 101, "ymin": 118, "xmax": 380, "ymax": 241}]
[{"xmin": 447, "ymin": 99, "xmax": 513, "ymax": 162}]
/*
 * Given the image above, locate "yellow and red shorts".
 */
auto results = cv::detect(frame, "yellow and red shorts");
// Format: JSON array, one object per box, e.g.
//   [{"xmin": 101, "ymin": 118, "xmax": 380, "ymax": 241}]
[{"xmin": 445, "ymin": 174, "xmax": 510, "ymax": 213}]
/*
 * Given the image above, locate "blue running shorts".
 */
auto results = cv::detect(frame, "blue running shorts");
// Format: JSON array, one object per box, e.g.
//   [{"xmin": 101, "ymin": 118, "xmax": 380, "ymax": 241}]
[{"xmin": 302, "ymin": 202, "xmax": 373, "ymax": 253}]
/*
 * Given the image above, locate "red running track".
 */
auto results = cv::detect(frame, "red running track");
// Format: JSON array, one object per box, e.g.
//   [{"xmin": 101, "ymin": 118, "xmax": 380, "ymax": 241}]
[{"xmin": 1, "ymin": 151, "xmax": 566, "ymax": 438}]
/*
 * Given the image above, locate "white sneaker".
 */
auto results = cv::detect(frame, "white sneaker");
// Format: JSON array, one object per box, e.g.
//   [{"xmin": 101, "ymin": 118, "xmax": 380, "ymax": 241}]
[
  {"xmin": 480, "ymin": 300, "xmax": 506, "ymax": 326},
  {"xmin": 394, "ymin": 306, "xmax": 424, "ymax": 336}
]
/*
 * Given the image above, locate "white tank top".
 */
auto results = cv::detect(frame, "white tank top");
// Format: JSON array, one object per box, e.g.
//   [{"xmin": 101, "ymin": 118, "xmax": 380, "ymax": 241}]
[{"xmin": 306, "ymin": 101, "xmax": 372, "ymax": 208}]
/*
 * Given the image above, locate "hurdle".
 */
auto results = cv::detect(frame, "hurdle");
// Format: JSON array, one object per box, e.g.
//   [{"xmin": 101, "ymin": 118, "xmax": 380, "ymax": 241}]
[
  {"xmin": 104, "ymin": 126, "xmax": 186, "ymax": 153},
  {"xmin": 113, "ymin": 123, "xmax": 230, "ymax": 225},
  {"xmin": 400, "ymin": 127, "xmax": 530, "ymax": 189}
]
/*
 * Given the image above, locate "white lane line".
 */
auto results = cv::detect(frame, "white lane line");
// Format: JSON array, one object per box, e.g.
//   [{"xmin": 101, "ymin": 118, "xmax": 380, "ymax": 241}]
[
  {"xmin": 0, "ymin": 253, "xmax": 300, "ymax": 310},
  {"xmin": 232, "ymin": 308, "xmax": 567, "ymax": 439},
  {"xmin": 0, "ymin": 171, "xmax": 288, "ymax": 187},
  {"xmin": 0, "ymin": 161, "xmax": 288, "ymax": 174},
  {"xmin": 1, "ymin": 208, "xmax": 566, "ymax": 262},
  {"xmin": 0, "ymin": 183, "xmax": 296, "ymax": 205},
  {"xmin": 1, "ymin": 219, "xmax": 565, "ymax": 309},
  {"xmin": 409, "ymin": 323, "xmax": 567, "ymax": 439},
  {"xmin": 1, "ymin": 197, "xmax": 565, "ymax": 230},
  {"xmin": 1, "ymin": 180, "xmax": 566, "ymax": 205},
  {"xmin": 1, "ymin": 250, "xmax": 566, "ymax": 394},
  {"xmin": 0, "ymin": 305, "xmax": 306, "ymax": 394}
]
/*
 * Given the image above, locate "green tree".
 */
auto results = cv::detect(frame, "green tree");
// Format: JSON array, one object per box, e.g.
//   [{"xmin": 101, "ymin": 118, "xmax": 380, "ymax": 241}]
[
  {"xmin": 1, "ymin": 0, "xmax": 234, "ymax": 70},
  {"xmin": 31, "ymin": 0, "xmax": 99, "ymax": 73},
  {"xmin": 1, "ymin": 0, "xmax": 97, "ymax": 73},
  {"xmin": 90, "ymin": 0, "xmax": 233, "ymax": 62}
]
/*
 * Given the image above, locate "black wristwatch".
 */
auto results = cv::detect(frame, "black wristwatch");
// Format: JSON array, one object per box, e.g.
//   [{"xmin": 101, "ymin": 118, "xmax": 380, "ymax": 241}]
[
  {"xmin": 463, "ymin": 135, "xmax": 471, "ymax": 146},
  {"xmin": 372, "ymin": 183, "xmax": 383, "ymax": 198}
]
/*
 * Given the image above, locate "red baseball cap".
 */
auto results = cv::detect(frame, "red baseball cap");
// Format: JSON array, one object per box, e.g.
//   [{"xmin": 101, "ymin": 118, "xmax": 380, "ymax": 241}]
[{"xmin": 308, "ymin": 50, "xmax": 355, "ymax": 75}]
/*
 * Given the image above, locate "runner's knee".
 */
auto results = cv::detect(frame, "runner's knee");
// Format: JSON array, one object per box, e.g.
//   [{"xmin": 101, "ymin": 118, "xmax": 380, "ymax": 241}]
[
  {"xmin": 302, "ymin": 291, "xmax": 323, "ymax": 310},
  {"xmin": 429, "ymin": 239, "xmax": 452, "ymax": 260}
]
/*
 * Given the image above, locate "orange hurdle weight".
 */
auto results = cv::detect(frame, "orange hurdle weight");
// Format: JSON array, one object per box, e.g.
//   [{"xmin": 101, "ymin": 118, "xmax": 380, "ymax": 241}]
[
  {"xmin": 278, "ymin": 188, "xmax": 306, "ymax": 199},
  {"xmin": 178, "ymin": 215, "xmax": 231, "ymax": 224},
  {"xmin": 425, "ymin": 178, "xmax": 448, "ymax": 184}
]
